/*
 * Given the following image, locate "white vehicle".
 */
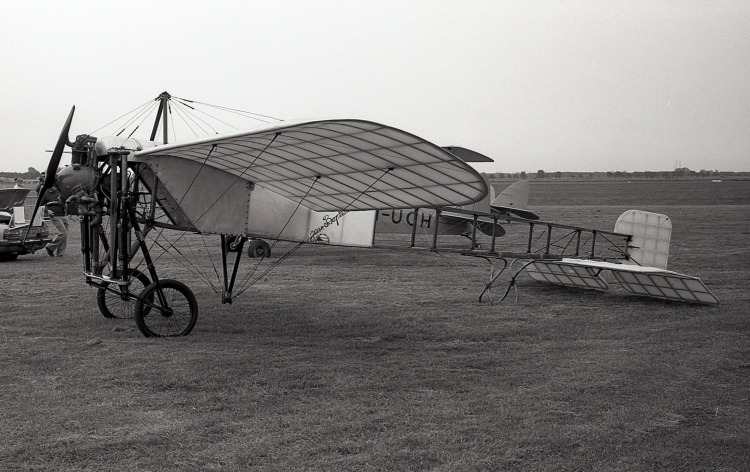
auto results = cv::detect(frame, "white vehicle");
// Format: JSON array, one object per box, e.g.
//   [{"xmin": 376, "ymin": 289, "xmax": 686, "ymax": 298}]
[{"xmin": 0, "ymin": 188, "xmax": 50, "ymax": 261}]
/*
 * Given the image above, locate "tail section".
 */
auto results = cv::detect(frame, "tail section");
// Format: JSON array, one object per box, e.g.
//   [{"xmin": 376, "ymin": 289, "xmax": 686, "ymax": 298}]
[
  {"xmin": 493, "ymin": 180, "xmax": 529, "ymax": 208},
  {"xmin": 513, "ymin": 209, "xmax": 717, "ymax": 304},
  {"xmin": 614, "ymin": 210, "xmax": 671, "ymax": 269}
]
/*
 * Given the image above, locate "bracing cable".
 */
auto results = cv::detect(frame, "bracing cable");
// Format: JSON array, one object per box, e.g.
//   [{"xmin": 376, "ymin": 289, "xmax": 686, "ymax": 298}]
[
  {"xmin": 172, "ymin": 96, "xmax": 282, "ymax": 124},
  {"xmin": 142, "ymin": 133, "xmax": 279, "ymax": 280},
  {"xmin": 124, "ymin": 102, "xmax": 163, "ymax": 140},
  {"xmin": 141, "ymin": 144, "xmax": 216, "ymax": 261},
  {"xmin": 145, "ymin": 232, "xmax": 220, "ymax": 293},
  {"xmin": 92, "ymin": 95, "xmax": 288, "ymax": 293},
  {"xmin": 231, "ymin": 167, "xmax": 394, "ymax": 298},
  {"xmin": 167, "ymin": 102, "xmax": 177, "ymax": 143},
  {"xmin": 170, "ymin": 99, "xmax": 220, "ymax": 136},
  {"xmin": 89, "ymin": 99, "xmax": 155, "ymax": 137},
  {"xmin": 169, "ymin": 101, "xmax": 200, "ymax": 139},
  {"xmin": 231, "ymin": 175, "xmax": 322, "ymax": 296}
]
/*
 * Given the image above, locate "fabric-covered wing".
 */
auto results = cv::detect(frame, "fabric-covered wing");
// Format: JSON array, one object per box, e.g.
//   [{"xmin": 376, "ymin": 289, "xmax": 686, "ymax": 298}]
[{"xmin": 133, "ymin": 119, "xmax": 488, "ymax": 212}]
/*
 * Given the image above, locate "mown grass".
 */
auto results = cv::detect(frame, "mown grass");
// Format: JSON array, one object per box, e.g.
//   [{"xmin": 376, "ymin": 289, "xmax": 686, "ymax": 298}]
[{"xmin": 1, "ymin": 181, "xmax": 749, "ymax": 471}]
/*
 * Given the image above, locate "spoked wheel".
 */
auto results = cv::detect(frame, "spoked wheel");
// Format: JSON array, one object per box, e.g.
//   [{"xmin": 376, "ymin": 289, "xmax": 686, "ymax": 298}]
[
  {"xmin": 134, "ymin": 279, "xmax": 198, "ymax": 337},
  {"xmin": 97, "ymin": 269, "xmax": 151, "ymax": 319}
]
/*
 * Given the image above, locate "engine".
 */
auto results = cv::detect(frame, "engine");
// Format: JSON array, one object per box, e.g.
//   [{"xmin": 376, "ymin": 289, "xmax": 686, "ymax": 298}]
[{"xmin": 56, "ymin": 134, "xmax": 102, "ymax": 216}]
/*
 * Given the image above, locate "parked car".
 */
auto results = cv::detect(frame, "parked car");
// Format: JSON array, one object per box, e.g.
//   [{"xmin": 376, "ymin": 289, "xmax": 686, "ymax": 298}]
[{"xmin": 0, "ymin": 188, "xmax": 51, "ymax": 261}]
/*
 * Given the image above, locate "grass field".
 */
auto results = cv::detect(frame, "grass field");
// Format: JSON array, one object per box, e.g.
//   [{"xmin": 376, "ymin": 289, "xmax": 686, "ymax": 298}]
[{"xmin": 1, "ymin": 180, "xmax": 749, "ymax": 471}]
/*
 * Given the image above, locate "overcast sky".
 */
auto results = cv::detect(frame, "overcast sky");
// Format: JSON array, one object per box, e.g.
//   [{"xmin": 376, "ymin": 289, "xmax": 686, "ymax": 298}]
[{"xmin": 1, "ymin": 0, "xmax": 749, "ymax": 174}]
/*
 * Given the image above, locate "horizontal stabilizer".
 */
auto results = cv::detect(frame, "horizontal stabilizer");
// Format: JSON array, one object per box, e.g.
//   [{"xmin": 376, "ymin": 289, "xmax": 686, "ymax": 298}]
[
  {"xmin": 527, "ymin": 261, "xmax": 610, "ymax": 290},
  {"xmin": 527, "ymin": 258, "xmax": 718, "ymax": 304},
  {"xmin": 611, "ymin": 269, "xmax": 718, "ymax": 305}
]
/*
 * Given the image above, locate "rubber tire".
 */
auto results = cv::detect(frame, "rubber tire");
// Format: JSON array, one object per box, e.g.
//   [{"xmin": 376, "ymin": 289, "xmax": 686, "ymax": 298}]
[
  {"xmin": 247, "ymin": 239, "xmax": 271, "ymax": 258},
  {"xmin": 0, "ymin": 253, "xmax": 19, "ymax": 262},
  {"xmin": 96, "ymin": 269, "xmax": 151, "ymax": 319},
  {"xmin": 134, "ymin": 279, "xmax": 198, "ymax": 337}
]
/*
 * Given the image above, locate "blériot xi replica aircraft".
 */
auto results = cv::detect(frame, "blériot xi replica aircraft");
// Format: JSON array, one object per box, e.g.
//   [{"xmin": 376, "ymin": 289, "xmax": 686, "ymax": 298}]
[{"xmin": 29, "ymin": 93, "xmax": 717, "ymax": 338}]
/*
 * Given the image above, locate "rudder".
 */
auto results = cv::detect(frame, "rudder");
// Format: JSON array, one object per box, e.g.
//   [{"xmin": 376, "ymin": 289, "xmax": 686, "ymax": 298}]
[{"xmin": 614, "ymin": 210, "xmax": 671, "ymax": 269}]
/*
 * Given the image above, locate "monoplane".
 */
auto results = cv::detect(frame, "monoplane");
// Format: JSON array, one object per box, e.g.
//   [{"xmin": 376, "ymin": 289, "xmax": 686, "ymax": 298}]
[{"xmin": 30, "ymin": 92, "xmax": 717, "ymax": 338}]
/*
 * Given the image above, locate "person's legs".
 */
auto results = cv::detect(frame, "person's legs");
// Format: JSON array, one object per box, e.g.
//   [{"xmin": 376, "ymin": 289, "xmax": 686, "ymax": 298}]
[
  {"xmin": 57, "ymin": 217, "xmax": 69, "ymax": 255},
  {"xmin": 46, "ymin": 216, "xmax": 68, "ymax": 256}
]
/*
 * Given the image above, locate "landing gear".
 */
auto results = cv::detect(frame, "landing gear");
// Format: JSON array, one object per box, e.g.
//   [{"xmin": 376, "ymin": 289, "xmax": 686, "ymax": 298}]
[
  {"xmin": 96, "ymin": 268, "xmax": 151, "ymax": 319},
  {"xmin": 134, "ymin": 279, "xmax": 198, "ymax": 337},
  {"xmin": 247, "ymin": 239, "xmax": 271, "ymax": 258},
  {"xmin": 74, "ymin": 99, "xmax": 204, "ymax": 338},
  {"xmin": 225, "ymin": 235, "xmax": 243, "ymax": 252},
  {"xmin": 227, "ymin": 236, "xmax": 271, "ymax": 258}
]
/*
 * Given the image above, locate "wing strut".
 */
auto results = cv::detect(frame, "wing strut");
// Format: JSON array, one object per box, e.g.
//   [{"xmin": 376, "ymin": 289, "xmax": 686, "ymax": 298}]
[
  {"xmin": 219, "ymin": 235, "xmax": 246, "ymax": 304},
  {"xmin": 150, "ymin": 91, "xmax": 171, "ymax": 143}
]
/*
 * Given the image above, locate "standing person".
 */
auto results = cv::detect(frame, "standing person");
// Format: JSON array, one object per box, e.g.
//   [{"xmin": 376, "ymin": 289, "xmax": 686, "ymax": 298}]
[
  {"xmin": 39, "ymin": 182, "xmax": 68, "ymax": 257},
  {"xmin": 35, "ymin": 173, "xmax": 45, "ymax": 194}
]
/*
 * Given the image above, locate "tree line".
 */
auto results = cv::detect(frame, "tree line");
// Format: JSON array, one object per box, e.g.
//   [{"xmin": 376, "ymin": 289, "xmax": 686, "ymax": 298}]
[
  {"xmin": 0, "ymin": 167, "xmax": 42, "ymax": 179},
  {"xmin": 489, "ymin": 168, "xmax": 748, "ymax": 180}
]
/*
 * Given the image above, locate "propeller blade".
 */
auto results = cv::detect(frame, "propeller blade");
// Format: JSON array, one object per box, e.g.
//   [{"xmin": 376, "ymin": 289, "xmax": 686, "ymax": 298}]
[
  {"xmin": 24, "ymin": 106, "xmax": 75, "ymax": 243},
  {"xmin": 43, "ymin": 106, "xmax": 75, "ymax": 188}
]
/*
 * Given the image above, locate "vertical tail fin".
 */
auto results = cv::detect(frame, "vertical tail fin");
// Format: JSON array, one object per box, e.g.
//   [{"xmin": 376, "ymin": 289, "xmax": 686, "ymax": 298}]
[
  {"xmin": 614, "ymin": 210, "xmax": 671, "ymax": 269},
  {"xmin": 490, "ymin": 180, "xmax": 539, "ymax": 220},
  {"xmin": 492, "ymin": 180, "xmax": 530, "ymax": 209}
]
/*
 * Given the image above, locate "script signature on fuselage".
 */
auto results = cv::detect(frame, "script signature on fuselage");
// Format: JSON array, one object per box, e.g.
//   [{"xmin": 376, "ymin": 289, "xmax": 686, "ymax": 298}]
[{"xmin": 308, "ymin": 210, "xmax": 348, "ymax": 242}]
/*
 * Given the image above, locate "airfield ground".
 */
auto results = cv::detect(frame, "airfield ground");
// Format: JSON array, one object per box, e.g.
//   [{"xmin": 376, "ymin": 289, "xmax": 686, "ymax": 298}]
[{"xmin": 1, "ymin": 180, "xmax": 748, "ymax": 471}]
